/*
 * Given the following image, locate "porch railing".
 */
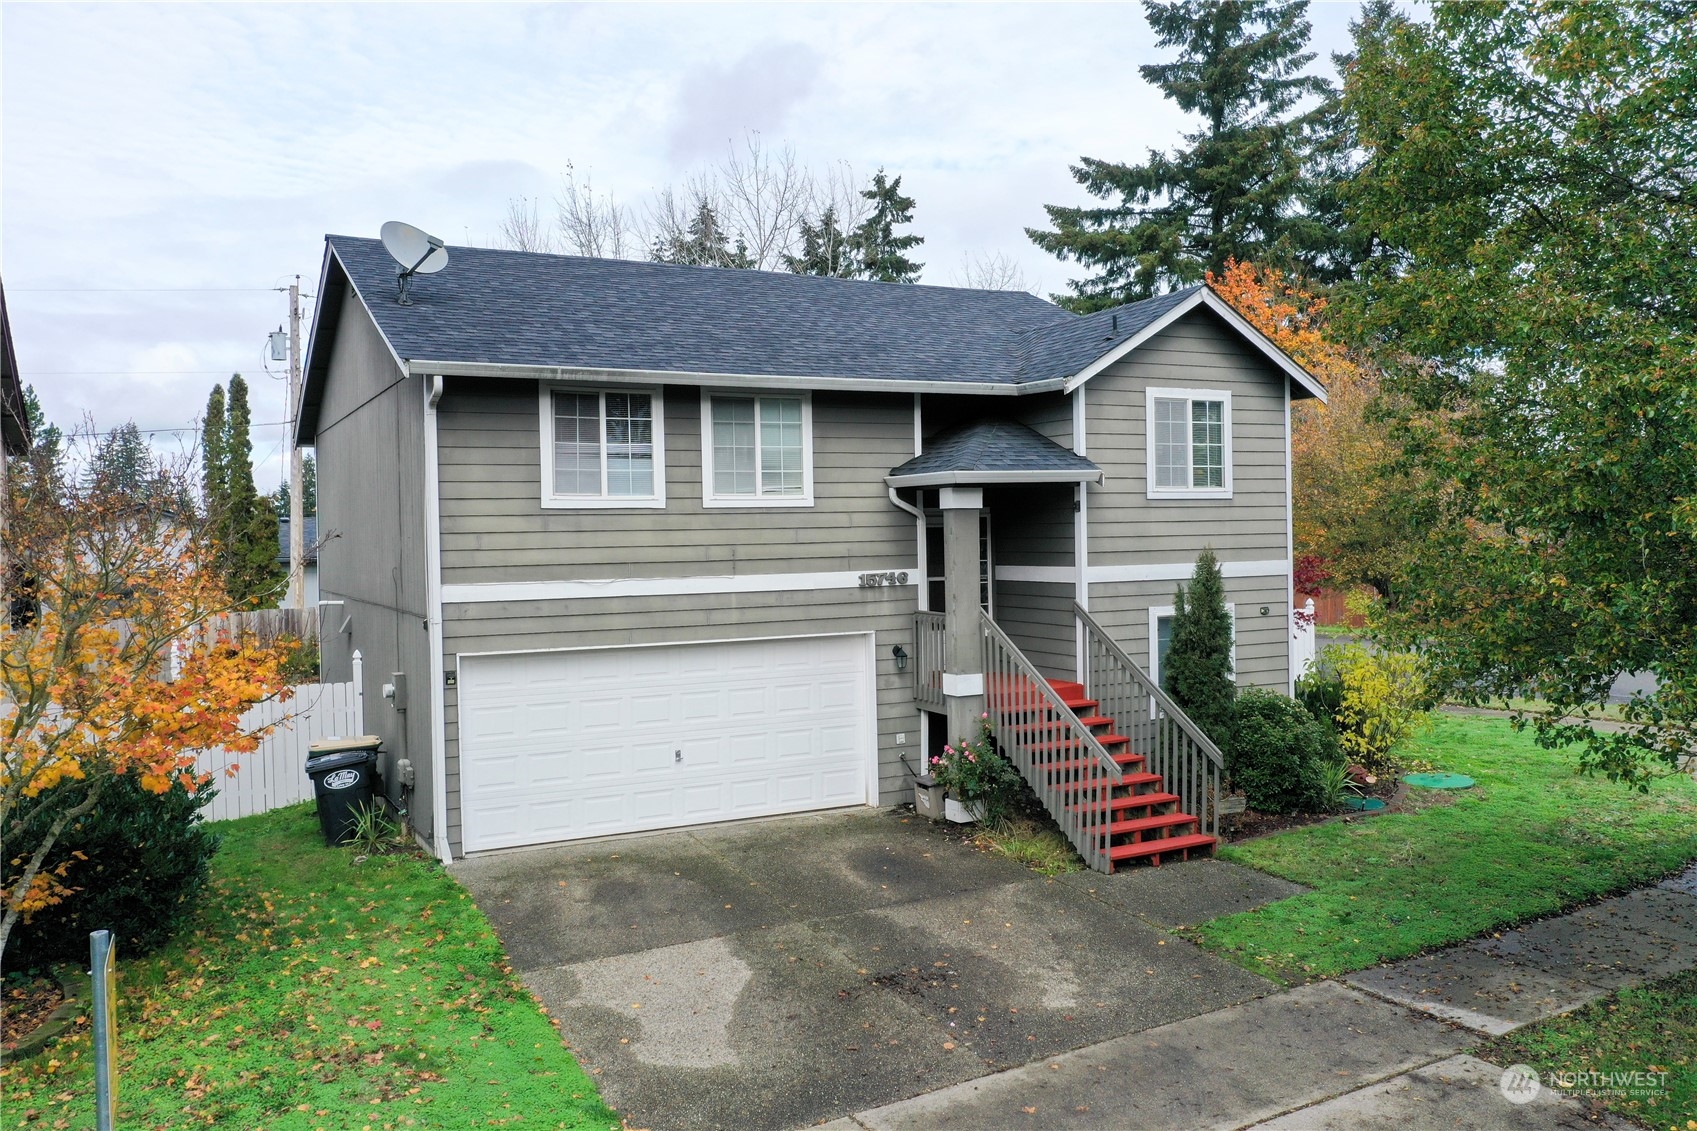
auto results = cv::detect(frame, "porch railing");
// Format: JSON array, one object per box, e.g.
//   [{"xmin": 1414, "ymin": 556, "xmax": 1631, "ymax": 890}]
[
  {"xmin": 914, "ymin": 610, "xmax": 946, "ymax": 711},
  {"xmin": 1074, "ymin": 602, "xmax": 1224, "ymax": 837},
  {"xmin": 981, "ymin": 610, "xmax": 1121, "ymax": 873}
]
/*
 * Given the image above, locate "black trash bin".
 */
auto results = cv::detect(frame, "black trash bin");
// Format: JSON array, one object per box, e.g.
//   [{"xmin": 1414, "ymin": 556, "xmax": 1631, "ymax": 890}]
[{"xmin": 305, "ymin": 736, "xmax": 382, "ymax": 846}]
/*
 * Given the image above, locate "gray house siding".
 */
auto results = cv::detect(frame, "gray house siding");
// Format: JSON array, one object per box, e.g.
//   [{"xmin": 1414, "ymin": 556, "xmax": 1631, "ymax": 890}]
[
  {"xmin": 311, "ymin": 296, "xmax": 438, "ymax": 842},
  {"xmin": 440, "ymin": 590, "xmax": 920, "ymax": 856},
  {"xmin": 437, "ymin": 381, "xmax": 917, "ymax": 585},
  {"xmin": 1083, "ymin": 307, "xmax": 1292, "ymax": 691}
]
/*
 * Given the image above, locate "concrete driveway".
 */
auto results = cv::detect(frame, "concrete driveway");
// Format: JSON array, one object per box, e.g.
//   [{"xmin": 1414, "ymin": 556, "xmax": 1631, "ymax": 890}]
[{"xmin": 453, "ymin": 809, "xmax": 1298, "ymax": 1131}]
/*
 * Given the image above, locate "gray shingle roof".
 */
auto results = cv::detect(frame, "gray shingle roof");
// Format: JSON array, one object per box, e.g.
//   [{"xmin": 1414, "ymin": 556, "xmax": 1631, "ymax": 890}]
[
  {"xmin": 319, "ymin": 236, "xmax": 1213, "ymax": 386},
  {"xmin": 276, "ymin": 516, "xmax": 318, "ymax": 565},
  {"xmin": 886, "ymin": 420, "xmax": 1102, "ymax": 486}
]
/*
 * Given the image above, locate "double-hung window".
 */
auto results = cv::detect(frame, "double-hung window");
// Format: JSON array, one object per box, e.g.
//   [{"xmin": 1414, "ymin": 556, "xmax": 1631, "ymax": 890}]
[
  {"xmin": 1146, "ymin": 387, "xmax": 1232, "ymax": 499},
  {"xmin": 541, "ymin": 386, "xmax": 666, "ymax": 508},
  {"xmin": 702, "ymin": 392, "xmax": 813, "ymax": 506}
]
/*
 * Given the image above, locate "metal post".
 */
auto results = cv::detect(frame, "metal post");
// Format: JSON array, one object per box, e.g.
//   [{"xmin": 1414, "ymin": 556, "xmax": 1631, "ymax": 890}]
[
  {"xmin": 90, "ymin": 929, "xmax": 117, "ymax": 1131},
  {"xmin": 286, "ymin": 277, "xmax": 306, "ymax": 609}
]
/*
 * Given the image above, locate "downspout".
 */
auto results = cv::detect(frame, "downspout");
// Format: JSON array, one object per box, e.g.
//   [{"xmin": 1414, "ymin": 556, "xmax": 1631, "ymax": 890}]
[{"xmin": 423, "ymin": 374, "xmax": 452, "ymax": 864}]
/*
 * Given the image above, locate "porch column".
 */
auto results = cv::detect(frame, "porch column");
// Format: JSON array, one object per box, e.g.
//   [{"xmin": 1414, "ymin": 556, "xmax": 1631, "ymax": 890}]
[{"xmin": 940, "ymin": 486, "xmax": 986, "ymax": 744}]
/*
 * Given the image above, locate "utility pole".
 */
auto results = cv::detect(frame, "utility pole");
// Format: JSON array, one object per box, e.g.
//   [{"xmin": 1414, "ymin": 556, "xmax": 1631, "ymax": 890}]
[{"xmin": 286, "ymin": 276, "xmax": 305, "ymax": 609}]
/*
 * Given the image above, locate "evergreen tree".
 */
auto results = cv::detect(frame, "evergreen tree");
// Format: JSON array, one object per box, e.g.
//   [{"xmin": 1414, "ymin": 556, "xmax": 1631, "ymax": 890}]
[
  {"xmin": 20, "ymin": 385, "xmax": 62, "ymax": 461},
  {"xmin": 201, "ymin": 384, "xmax": 228, "ymax": 523},
  {"xmin": 850, "ymin": 170, "xmax": 924, "ymax": 283},
  {"xmin": 218, "ymin": 375, "xmax": 284, "ymax": 605},
  {"xmin": 786, "ymin": 205, "xmax": 860, "ymax": 278},
  {"xmin": 1163, "ymin": 548, "xmax": 1236, "ymax": 748},
  {"xmin": 651, "ymin": 197, "xmax": 753, "ymax": 268},
  {"xmin": 271, "ymin": 453, "xmax": 317, "ymax": 515},
  {"xmin": 1028, "ymin": 0, "xmax": 1341, "ymax": 309}
]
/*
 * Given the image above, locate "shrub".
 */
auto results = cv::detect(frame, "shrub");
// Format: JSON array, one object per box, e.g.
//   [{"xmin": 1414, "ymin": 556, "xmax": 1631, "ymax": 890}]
[
  {"xmin": 1295, "ymin": 666, "xmax": 1345, "ymax": 728},
  {"xmin": 931, "ymin": 716, "xmax": 1024, "ymax": 824},
  {"xmin": 1331, "ymin": 643, "xmax": 1429, "ymax": 770},
  {"xmin": 1228, "ymin": 689, "xmax": 1341, "ymax": 814},
  {"xmin": 1165, "ymin": 548, "xmax": 1236, "ymax": 748},
  {"xmin": 2, "ymin": 773, "xmax": 221, "ymax": 969}
]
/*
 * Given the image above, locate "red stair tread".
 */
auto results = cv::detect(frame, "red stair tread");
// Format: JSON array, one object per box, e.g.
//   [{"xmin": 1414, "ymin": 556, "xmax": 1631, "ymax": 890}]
[
  {"xmin": 1027, "ymin": 734, "xmax": 1132, "ymax": 754},
  {"xmin": 1105, "ymin": 812, "xmax": 1199, "ymax": 837},
  {"xmin": 1109, "ymin": 833, "xmax": 1217, "ymax": 862},
  {"xmin": 1047, "ymin": 679, "xmax": 1087, "ymax": 700},
  {"xmin": 1068, "ymin": 791, "xmax": 1181, "ymax": 815},
  {"xmin": 1033, "ymin": 754, "xmax": 1147, "ymax": 776}
]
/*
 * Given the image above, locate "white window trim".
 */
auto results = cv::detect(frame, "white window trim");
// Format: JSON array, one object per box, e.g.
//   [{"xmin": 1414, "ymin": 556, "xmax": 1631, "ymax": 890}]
[
  {"xmin": 537, "ymin": 383, "xmax": 667, "ymax": 510},
  {"xmin": 1149, "ymin": 602, "xmax": 1238, "ymax": 687},
  {"xmin": 699, "ymin": 388, "xmax": 815, "ymax": 508},
  {"xmin": 1145, "ymin": 386, "xmax": 1233, "ymax": 500}
]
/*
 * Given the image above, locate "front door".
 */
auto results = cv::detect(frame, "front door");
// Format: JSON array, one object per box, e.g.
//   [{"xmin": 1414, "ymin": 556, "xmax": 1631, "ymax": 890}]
[{"xmin": 926, "ymin": 513, "xmax": 993, "ymax": 616}]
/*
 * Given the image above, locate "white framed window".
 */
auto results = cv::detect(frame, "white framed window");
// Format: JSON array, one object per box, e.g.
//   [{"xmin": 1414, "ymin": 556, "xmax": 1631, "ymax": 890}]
[
  {"xmin": 1149, "ymin": 603, "xmax": 1238, "ymax": 687},
  {"xmin": 701, "ymin": 390, "xmax": 814, "ymax": 507},
  {"xmin": 538, "ymin": 385, "xmax": 666, "ymax": 509},
  {"xmin": 1146, "ymin": 387, "xmax": 1232, "ymax": 499}
]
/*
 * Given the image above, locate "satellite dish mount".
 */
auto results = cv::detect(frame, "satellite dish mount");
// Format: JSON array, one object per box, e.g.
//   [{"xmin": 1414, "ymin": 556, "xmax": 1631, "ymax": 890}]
[{"xmin": 380, "ymin": 221, "xmax": 450, "ymax": 305}]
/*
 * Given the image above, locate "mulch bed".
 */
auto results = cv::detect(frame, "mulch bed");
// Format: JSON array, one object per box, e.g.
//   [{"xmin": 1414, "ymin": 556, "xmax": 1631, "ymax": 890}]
[
  {"xmin": 1222, "ymin": 774, "xmax": 1406, "ymax": 843},
  {"xmin": 1, "ymin": 976, "xmax": 65, "ymax": 1055}
]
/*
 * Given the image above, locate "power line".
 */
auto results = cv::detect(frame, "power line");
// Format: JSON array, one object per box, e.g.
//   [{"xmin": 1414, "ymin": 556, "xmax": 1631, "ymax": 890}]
[
  {"xmin": 64, "ymin": 420, "xmax": 292, "ymax": 438},
  {"xmin": 11, "ymin": 287, "xmax": 279, "ymax": 293},
  {"xmin": 30, "ymin": 369, "xmax": 251, "ymax": 376}
]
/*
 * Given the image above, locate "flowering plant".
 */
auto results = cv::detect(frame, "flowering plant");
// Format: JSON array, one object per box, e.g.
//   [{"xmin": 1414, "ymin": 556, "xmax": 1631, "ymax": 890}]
[{"xmin": 929, "ymin": 715, "xmax": 1022, "ymax": 822}]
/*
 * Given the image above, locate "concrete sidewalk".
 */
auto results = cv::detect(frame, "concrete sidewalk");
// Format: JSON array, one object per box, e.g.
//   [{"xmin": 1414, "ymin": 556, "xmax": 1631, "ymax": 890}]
[{"xmin": 822, "ymin": 866, "xmax": 1697, "ymax": 1130}]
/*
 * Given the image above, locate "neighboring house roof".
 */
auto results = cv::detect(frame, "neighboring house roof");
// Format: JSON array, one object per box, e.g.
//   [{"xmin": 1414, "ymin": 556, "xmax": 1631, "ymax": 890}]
[
  {"xmin": 0, "ymin": 278, "xmax": 30, "ymax": 457},
  {"xmin": 298, "ymin": 237, "xmax": 1324, "ymax": 442},
  {"xmin": 276, "ymin": 516, "xmax": 319, "ymax": 565},
  {"xmin": 886, "ymin": 420, "xmax": 1103, "ymax": 488}
]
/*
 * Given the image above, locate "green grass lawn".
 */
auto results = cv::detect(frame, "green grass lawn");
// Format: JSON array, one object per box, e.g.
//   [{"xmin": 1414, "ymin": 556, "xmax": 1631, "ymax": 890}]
[
  {"xmin": 1480, "ymin": 967, "xmax": 1697, "ymax": 1129},
  {"xmin": 1190, "ymin": 714, "xmax": 1697, "ymax": 983},
  {"xmin": 0, "ymin": 804, "xmax": 618, "ymax": 1130}
]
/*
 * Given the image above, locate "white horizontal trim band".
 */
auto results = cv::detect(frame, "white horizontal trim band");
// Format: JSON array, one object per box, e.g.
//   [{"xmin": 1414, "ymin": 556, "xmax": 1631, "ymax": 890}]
[
  {"xmin": 994, "ymin": 558, "xmax": 1291, "ymax": 585},
  {"xmin": 409, "ymin": 358, "xmax": 1060, "ymax": 398},
  {"xmin": 942, "ymin": 672, "xmax": 985, "ymax": 697},
  {"xmin": 442, "ymin": 567, "xmax": 919, "ymax": 604}
]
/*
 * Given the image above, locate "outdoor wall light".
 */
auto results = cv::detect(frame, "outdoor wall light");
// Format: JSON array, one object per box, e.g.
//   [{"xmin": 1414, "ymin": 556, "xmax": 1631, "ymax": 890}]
[{"xmin": 891, "ymin": 644, "xmax": 909, "ymax": 672}]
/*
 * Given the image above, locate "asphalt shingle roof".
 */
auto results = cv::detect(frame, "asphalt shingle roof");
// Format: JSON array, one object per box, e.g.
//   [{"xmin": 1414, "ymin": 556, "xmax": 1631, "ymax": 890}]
[
  {"xmin": 276, "ymin": 516, "xmax": 318, "ymax": 565},
  {"xmin": 887, "ymin": 420, "xmax": 1102, "ymax": 484},
  {"xmin": 321, "ymin": 235, "xmax": 1207, "ymax": 388}
]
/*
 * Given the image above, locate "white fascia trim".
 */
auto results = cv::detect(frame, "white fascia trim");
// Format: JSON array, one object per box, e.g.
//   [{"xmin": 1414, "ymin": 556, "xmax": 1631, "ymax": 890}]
[
  {"xmin": 991, "ymin": 557, "xmax": 1291, "ymax": 585},
  {"xmin": 422, "ymin": 375, "xmax": 452, "ymax": 865},
  {"xmin": 885, "ymin": 469, "xmax": 1102, "ymax": 489},
  {"xmin": 1145, "ymin": 386, "xmax": 1234, "ymax": 501},
  {"xmin": 1284, "ymin": 380, "xmax": 1297, "ymax": 694},
  {"xmin": 699, "ymin": 388, "xmax": 815, "ymax": 508},
  {"xmin": 442, "ymin": 567, "xmax": 920, "ymax": 604},
  {"xmin": 1061, "ymin": 289, "xmax": 1327, "ymax": 403},
  {"xmin": 408, "ymin": 358, "xmax": 1059, "ymax": 398},
  {"xmin": 538, "ymin": 382, "xmax": 668, "ymax": 509}
]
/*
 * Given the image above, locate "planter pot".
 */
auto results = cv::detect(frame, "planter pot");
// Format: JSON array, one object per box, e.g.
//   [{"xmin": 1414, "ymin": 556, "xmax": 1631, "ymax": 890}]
[{"xmin": 944, "ymin": 797, "xmax": 987, "ymax": 824}]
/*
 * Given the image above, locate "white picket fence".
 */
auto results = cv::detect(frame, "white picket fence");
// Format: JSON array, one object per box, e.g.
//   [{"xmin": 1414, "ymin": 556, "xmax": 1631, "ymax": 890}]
[
  {"xmin": 1292, "ymin": 597, "xmax": 1318, "ymax": 683},
  {"xmin": 194, "ymin": 680, "xmax": 360, "ymax": 822}
]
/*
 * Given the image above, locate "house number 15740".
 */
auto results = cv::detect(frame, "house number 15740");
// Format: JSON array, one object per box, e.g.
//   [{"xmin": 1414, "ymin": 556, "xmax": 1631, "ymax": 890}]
[{"xmin": 858, "ymin": 572, "xmax": 909, "ymax": 588}]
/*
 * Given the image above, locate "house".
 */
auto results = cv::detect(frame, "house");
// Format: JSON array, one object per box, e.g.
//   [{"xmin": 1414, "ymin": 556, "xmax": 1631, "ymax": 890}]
[
  {"xmin": 1, "ymin": 277, "xmax": 31, "ymax": 615},
  {"xmin": 296, "ymin": 237, "xmax": 1324, "ymax": 871},
  {"xmin": 275, "ymin": 515, "xmax": 319, "ymax": 607}
]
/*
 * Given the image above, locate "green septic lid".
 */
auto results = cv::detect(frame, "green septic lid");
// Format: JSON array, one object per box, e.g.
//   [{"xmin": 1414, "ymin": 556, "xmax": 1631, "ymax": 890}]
[
  {"xmin": 1403, "ymin": 771, "xmax": 1475, "ymax": 790},
  {"xmin": 1343, "ymin": 796, "xmax": 1387, "ymax": 811}
]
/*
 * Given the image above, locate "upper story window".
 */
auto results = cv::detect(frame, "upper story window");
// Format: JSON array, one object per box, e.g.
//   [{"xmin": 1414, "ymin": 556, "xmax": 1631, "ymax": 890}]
[
  {"xmin": 1146, "ymin": 387, "xmax": 1232, "ymax": 499},
  {"xmin": 540, "ymin": 385, "xmax": 666, "ymax": 509},
  {"xmin": 702, "ymin": 391, "xmax": 814, "ymax": 507}
]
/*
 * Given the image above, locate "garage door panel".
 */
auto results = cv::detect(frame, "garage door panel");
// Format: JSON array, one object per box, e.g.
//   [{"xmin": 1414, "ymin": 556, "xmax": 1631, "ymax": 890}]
[{"xmin": 459, "ymin": 635, "xmax": 871, "ymax": 852}]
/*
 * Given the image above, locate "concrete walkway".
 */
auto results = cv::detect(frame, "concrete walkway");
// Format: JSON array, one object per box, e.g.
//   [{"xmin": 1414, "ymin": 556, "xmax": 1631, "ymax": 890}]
[{"xmin": 826, "ymin": 865, "xmax": 1697, "ymax": 1130}]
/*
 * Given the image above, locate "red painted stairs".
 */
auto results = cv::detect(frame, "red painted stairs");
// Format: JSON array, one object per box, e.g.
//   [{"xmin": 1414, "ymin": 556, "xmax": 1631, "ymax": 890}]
[{"xmin": 1033, "ymin": 678, "xmax": 1216, "ymax": 870}]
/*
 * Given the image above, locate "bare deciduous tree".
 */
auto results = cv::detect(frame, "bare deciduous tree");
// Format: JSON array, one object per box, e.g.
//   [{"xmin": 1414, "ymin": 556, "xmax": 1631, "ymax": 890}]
[
  {"xmin": 717, "ymin": 134, "xmax": 813, "ymax": 271},
  {"xmin": 955, "ymin": 251, "xmax": 1029, "ymax": 292},
  {"xmin": 556, "ymin": 163, "xmax": 633, "ymax": 259},
  {"xmin": 497, "ymin": 195, "xmax": 554, "ymax": 253}
]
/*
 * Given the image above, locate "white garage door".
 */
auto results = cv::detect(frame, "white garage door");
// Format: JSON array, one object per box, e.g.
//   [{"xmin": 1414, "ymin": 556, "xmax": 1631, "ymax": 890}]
[{"xmin": 457, "ymin": 634, "xmax": 873, "ymax": 852}]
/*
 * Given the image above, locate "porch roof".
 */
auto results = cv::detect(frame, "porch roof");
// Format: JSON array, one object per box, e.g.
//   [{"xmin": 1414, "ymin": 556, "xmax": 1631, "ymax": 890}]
[{"xmin": 885, "ymin": 420, "xmax": 1103, "ymax": 488}]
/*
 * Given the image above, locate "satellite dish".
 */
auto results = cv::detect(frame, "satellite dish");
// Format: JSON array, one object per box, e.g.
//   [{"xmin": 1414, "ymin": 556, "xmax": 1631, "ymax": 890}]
[{"xmin": 380, "ymin": 221, "xmax": 449, "ymax": 305}]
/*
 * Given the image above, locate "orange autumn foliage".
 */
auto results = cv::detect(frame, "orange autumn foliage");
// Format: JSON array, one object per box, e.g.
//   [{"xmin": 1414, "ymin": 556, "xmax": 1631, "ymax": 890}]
[
  {"xmin": 1206, "ymin": 260, "xmax": 1416, "ymax": 601},
  {"xmin": 1, "ymin": 441, "xmax": 291, "ymax": 953}
]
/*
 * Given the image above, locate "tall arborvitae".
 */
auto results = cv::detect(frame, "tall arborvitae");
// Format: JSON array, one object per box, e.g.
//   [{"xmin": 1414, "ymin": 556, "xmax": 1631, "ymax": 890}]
[
  {"xmin": 1028, "ymin": 0, "xmax": 1344, "ymax": 308},
  {"xmin": 850, "ymin": 170, "xmax": 924, "ymax": 283},
  {"xmin": 1164, "ymin": 548, "xmax": 1237, "ymax": 749},
  {"xmin": 217, "ymin": 375, "xmax": 284, "ymax": 605},
  {"xmin": 201, "ymin": 384, "xmax": 228, "ymax": 524}
]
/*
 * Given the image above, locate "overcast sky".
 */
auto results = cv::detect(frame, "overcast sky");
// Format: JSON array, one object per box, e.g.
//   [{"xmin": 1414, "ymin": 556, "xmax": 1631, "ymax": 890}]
[{"xmin": 2, "ymin": 2, "xmax": 1365, "ymax": 494}]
